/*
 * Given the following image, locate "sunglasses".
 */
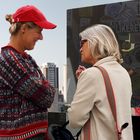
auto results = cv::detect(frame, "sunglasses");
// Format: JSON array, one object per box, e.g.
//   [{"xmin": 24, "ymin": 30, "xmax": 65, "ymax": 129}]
[{"xmin": 80, "ymin": 39, "xmax": 87, "ymax": 47}]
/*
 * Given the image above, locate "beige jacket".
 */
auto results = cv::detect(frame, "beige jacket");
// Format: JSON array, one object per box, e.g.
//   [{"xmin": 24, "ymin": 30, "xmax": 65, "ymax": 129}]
[{"xmin": 68, "ymin": 56, "xmax": 133, "ymax": 140}]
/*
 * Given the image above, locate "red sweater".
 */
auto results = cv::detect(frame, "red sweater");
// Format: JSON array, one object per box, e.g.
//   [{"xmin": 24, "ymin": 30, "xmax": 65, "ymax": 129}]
[{"xmin": 0, "ymin": 46, "xmax": 55, "ymax": 139}]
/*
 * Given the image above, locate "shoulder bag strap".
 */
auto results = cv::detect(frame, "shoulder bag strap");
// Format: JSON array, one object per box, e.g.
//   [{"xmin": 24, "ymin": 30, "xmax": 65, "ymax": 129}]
[
  {"xmin": 96, "ymin": 66, "xmax": 118, "ymax": 124},
  {"xmin": 95, "ymin": 66, "xmax": 128, "ymax": 140}
]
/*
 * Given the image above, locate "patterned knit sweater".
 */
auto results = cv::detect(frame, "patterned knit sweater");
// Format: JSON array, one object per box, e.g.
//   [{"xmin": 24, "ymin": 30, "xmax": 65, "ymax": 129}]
[{"xmin": 0, "ymin": 46, "xmax": 55, "ymax": 139}]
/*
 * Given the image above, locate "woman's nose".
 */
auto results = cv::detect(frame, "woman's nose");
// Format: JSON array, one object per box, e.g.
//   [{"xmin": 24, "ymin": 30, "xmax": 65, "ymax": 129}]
[
  {"xmin": 80, "ymin": 47, "xmax": 82, "ymax": 52},
  {"xmin": 39, "ymin": 33, "xmax": 43, "ymax": 40}
]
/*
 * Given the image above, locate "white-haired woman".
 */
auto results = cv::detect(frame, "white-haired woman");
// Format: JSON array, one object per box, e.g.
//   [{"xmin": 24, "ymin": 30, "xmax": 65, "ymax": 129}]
[{"xmin": 68, "ymin": 24, "xmax": 133, "ymax": 140}]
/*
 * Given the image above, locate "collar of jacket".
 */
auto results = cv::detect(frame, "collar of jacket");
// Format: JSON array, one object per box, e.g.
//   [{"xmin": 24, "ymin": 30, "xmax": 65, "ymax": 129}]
[{"xmin": 94, "ymin": 56, "xmax": 117, "ymax": 67}]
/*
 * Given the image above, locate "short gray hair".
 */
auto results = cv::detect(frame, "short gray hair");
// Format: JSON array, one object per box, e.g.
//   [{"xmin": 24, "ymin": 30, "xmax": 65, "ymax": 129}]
[{"xmin": 79, "ymin": 24, "xmax": 121, "ymax": 63}]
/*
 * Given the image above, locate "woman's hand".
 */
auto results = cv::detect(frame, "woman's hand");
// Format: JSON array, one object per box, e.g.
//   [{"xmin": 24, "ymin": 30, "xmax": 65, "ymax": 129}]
[{"xmin": 76, "ymin": 65, "xmax": 86, "ymax": 79}]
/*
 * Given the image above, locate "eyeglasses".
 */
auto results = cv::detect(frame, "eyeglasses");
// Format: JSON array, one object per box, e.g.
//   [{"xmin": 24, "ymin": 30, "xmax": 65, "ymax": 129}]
[{"xmin": 80, "ymin": 39, "xmax": 87, "ymax": 47}]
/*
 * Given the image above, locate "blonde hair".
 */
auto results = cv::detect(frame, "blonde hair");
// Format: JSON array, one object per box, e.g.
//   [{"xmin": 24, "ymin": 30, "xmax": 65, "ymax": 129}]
[
  {"xmin": 79, "ymin": 24, "xmax": 121, "ymax": 63},
  {"xmin": 5, "ymin": 14, "xmax": 38, "ymax": 35}
]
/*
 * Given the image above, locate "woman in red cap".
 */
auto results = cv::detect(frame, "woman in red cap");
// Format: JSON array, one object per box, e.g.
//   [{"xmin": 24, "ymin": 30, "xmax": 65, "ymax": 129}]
[{"xmin": 0, "ymin": 5, "xmax": 56, "ymax": 140}]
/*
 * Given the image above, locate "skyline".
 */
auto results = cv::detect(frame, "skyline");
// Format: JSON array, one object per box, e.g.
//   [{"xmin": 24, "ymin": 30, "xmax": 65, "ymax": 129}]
[{"xmin": 0, "ymin": 0, "xmax": 129, "ymax": 88}]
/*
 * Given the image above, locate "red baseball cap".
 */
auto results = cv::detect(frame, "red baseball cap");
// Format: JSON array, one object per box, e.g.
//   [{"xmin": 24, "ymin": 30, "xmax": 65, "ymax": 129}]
[{"xmin": 12, "ymin": 5, "xmax": 56, "ymax": 29}]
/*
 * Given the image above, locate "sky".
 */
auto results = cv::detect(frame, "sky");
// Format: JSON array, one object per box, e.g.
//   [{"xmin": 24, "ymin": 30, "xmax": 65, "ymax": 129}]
[{"xmin": 0, "ymin": 0, "xmax": 128, "ymax": 88}]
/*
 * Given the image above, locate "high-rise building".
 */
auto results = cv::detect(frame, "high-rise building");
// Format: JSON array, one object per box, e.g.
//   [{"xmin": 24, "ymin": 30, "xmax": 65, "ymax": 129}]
[
  {"xmin": 61, "ymin": 64, "xmax": 67, "ymax": 102},
  {"xmin": 40, "ymin": 63, "xmax": 59, "ymax": 112},
  {"xmin": 41, "ymin": 63, "xmax": 59, "ymax": 88}
]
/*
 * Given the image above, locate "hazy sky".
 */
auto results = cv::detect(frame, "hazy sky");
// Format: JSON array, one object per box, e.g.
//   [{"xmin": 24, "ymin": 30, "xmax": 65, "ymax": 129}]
[{"xmin": 0, "ymin": 0, "xmax": 128, "ymax": 87}]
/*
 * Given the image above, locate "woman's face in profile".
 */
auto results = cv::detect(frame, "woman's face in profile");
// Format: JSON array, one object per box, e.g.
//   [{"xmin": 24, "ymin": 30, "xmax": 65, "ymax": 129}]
[
  {"xmin": 21, "ymin": 25, "xmax": 43, "ymax": 51},
  {"xmin": 80, "ymin": 40, "xmax": 95, "ymax": 65}
]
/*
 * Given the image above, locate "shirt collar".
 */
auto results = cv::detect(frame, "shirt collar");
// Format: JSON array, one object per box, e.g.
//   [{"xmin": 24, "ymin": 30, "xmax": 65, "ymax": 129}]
[{"xmin": 2, "ymin": 45, "xmax": 29, "ymax": 59}]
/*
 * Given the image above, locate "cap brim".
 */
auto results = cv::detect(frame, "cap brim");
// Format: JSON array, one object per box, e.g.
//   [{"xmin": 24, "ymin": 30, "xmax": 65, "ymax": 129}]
[{"xmin": 35, "ymin": 20, "xmax": 57, "ymax": 29}]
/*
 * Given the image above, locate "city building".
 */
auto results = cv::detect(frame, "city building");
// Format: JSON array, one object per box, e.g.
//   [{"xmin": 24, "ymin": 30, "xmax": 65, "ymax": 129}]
[
  {"xmin": 61, "ymin": 64, "xmax": 67, "ymax": 102},
  {"xmin": 41, "ymin": 63, "xmax": 59, "ymax": 88},
  {"xmin": 40, "ymin": 63, "xmax": 59, "ymax": 112},
  {"xmin": 40, "ymin": 63, "xmax": 66, "ymax": 113}
]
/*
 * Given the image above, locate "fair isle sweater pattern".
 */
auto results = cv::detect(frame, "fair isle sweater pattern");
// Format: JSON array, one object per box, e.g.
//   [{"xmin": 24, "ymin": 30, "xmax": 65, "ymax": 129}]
[{"xmin": 0, "ymin": 46, "xmax": 55, "ymax": 139}]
